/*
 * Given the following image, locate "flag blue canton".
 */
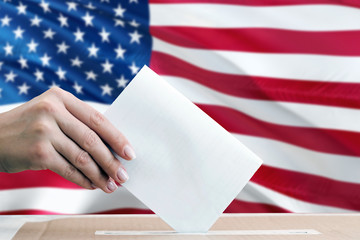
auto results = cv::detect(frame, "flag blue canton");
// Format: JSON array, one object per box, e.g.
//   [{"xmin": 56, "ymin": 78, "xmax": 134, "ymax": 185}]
[{"xmin": 0, "ymin": 0, "xmax": 151, "ymax": 104}]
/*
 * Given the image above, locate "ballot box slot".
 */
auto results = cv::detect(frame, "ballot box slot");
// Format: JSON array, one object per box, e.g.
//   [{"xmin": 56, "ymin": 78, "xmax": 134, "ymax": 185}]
[{"xmin": 95, "ymin": 229, "xmax": 321, "ymax": 236}]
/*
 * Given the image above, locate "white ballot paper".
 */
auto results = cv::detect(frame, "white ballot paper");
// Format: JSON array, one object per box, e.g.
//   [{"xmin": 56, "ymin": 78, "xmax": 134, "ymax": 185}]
[{"xmin": 104, "ymin": 65, "xmax": 262, "ymax": 233}]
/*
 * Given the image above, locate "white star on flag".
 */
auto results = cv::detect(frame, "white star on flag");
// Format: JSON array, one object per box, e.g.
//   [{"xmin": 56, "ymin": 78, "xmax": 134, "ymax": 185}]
[
  {"xmin": 34, "ymin": 69, "xmax": 44, "ymax": 82},
  {"xmin": 99, "ymin": 28, "xmax": 111, "ymax": 43},
  {"xmin": 13, "ymin": 26, "xmax": 25, "ymax": 39},
  {"xmin": 101, "ymin": 59, "xmax": 113, "ymax": 73},
  {"xmin": 5, "ymin": 71, "xmax": 17, "ymax": 82},
  {"xmin": 85, "ymin": 71, "xmax": 97, "ymax": 81},
  {"xmin": 18, "ymin": 56, "xmax": 29, "ymax": 69},
  {"xmin": 129, "ymin": 19, "xmax": 140, "ymax": 28},
  {"xmin": 3, "ymin": 42, "xmax": 13, "ymax": 56},
  {"xmin": 43, "ymin": 28, "xmax": 56, "ymax": 39},
  {"xmin": 114, "ymin": 44, "xmax": 126, "ymax": 59},
  {"xmin": 40, "ymin": 53, "xmax": 51, "ymax": 66},
  {"xmin": 56, "ymin": 67, "xmax": 67, "ymax": 80},
  {"xmin": 73, "ymin": 28, "xmax": 85, "ymax": 42},
  {"xmin": 57, "ymin": 41, "xmax": 70, "ymax": 54},
  {"xmin": 114, "ymin": 4, "xmax": 126, "ymax": 17},
  {"xmin": 129, "ymin": 30, "xmax": 142, "ymax": 44},
  {"xmin": 114, "ymin": 18, "xmax": 125, "ymax": 27},
  {"xmin": 116, "ymin": 75, "xmax": 129, "ymax": 88},
  {"xmin": 73, "ymin": 82, "xmax": 83, "ymax": 94},
  {"xmin": 100, "ymin": 84, "xmax": 113, "ymax": 96},
  {"xmin": 129, "ymin": 62, "xmax": 139, "ymax": 75},
  {"xmin": 58, "ymin": 13, "xmax": 69, "ymax": 27},
  {"xmin": 18, "ymin": 82, "xmax": 31, "ymax": 95},
  {"xmin": 27, "ymin": 39, "xmax": 38, "ymax": 53},
  {"xmin": 88, "ymin": 43, "xmax": 99, "ymax": 57},
  {"xmin": 39, "ymin": 0, "xmax": 51, "ymax": 13},
  {"xmin": 17, "ymin": 2, "xmax": 27, "ymax": 15},
  {"xmin": 30, "ymin": 15, "xmax": 42, "ymax": 27},
  {"xmin": 70, "ymin": 56, "xmax": 83, "ymax": 68},
  {"xmin": 82, "ymin": 12, "xmax": 94, "ymax": 27},
  {"xmin": 66, "ymin": 2, "xmax": 78, "ymax": 11},
  {"xmin": 1, "ymin": 15, "xmax": 11, "ymax": 27}
]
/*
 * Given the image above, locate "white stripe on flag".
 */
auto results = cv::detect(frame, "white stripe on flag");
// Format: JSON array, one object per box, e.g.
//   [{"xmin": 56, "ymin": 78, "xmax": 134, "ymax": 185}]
[
  {"xmin": 0, "ymin": 101, "xmax": 110, "ymax": 115},
  {"xmin": 150, "ymin": 4, "xmax": 360, "ymax": 31},
  {"xmin": 238, "ymin": 182, "xmax": 354, "ymax": 213},
  {"xmin": 153, "ymin": 37, "xmax": 360, "ymax": 82},
  {"xmin": 0, "ymin": 187, "xmax": 146, "ymax": 214},
  {"xmin": 234, "ymin": 134, "xmax": 360, "ymax": 184},
  {"xmin": 163, "ymin": 75, "xmax": 360, "ymax": 132}
]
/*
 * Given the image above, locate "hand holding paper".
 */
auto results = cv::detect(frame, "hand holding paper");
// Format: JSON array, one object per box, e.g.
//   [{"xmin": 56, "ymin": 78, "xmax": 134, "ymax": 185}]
[{"xmin": 104, "ymin": 66, "xmax": 262, "ymax": 232}]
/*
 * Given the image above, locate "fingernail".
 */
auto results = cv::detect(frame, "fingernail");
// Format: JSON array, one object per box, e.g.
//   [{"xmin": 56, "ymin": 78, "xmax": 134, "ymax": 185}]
[
  {"xmin": 107, "ymin": 180, "xmax": 118, "ymax": 192},
  {"xmin": 91, "ymin": 183, "xmax": 98, "ymax": 189},
  {"xmin": 124, "ymin": 145, "xmax": 136, "ymax": 160},
  {"xmin": 117, "ymin": 167, "xmax": 129, "ymax": 183}
]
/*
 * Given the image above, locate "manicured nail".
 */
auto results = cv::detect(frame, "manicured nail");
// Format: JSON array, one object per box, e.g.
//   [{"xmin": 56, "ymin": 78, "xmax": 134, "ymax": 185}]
[
  {"xmin": 117, "ymin": 167, "xmax": 129, "ymax": 183},
  {"xmin": 124, "ymin": 145, "xmax": 136, "ymax": 160},
  {"xmin": 107, "ymin": 180, "xmax": 118, "ymax": 192},
  {"xmin": 90, "ymin": 183, "xmax": 98, "ymax": 189}
]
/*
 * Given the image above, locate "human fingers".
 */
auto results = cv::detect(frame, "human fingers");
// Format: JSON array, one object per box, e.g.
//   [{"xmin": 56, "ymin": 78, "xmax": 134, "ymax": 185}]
[
  {"xmin": 45, "ymin": 143, "xmax": 95, "ymax": 190},
  {"xmin": 58, "ymin": 89, "xmax": 136, "ymax": 160},
  {"xmin": 51, "ymin": 127, "xmax": 119, "ymax": 193},
  {"xmin": 55, "ymin": 107, "xmax": 129, "ymax": 185}
]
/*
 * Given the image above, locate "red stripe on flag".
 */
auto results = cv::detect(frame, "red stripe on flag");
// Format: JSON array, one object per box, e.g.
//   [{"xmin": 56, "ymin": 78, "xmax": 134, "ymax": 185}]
[
  {"xmin": 0, "ymin": 170, "xmax": 82, "ymax": 190},
  {"xmin": 197, "ymin": 104, "xmax": 360, "ymax": 157},
  {"xmin": 0, "ymin": 170, "xmax": 126, "ymax": 190},
  {"xmin": 151, "ymin": 52, "xmax": 360, "ymax": 109},
  {"xmin": 225, "ymin": 199, "xmax": 291, "ymax": 213},
  {"xmin": 149, "ymin": 0, "xmax": 360, "ymax": 7},
  {"xmin": 151, "ymin": 27, "xmax": 360, "ymax": 56},
  {"xmin": 93, "ymin": 208, "xmax": 153, "ymax": 214},
  {"xmin": 252, "ymin": 165, "xmax": 360, "ymax": 211},
  {"xmin": 0, "ymin": 208, "xmax": 153, "ymax": 215}
]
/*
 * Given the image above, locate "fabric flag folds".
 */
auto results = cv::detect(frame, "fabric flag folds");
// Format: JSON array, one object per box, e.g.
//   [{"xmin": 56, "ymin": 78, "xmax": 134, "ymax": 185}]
[{"xmin": 1, "ymin": 0, "xmax": 360, "ymax": 214}]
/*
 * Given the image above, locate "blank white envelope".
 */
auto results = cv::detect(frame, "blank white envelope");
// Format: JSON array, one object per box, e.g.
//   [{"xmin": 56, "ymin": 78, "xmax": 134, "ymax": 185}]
[{"xmin": 104, "ymin": 65, "xmax": 262, "ymax": 233}]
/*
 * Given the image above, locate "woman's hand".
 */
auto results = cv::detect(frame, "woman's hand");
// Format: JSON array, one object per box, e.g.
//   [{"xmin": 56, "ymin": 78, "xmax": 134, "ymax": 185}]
[{"xmin": 0, "ymin": 87, "xmax": 135, "ymax": 193}]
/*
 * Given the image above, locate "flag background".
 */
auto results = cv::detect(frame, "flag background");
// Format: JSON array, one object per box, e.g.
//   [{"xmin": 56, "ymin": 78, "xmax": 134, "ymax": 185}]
[{"xmin": 1, "ymin": 0, "xmax": 360, "ymax": 214}]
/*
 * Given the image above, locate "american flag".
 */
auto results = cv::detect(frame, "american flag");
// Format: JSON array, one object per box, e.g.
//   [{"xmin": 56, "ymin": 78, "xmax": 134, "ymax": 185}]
[{"xmin": 1, "ymin": 0, "xmax": 360, "ymax": 214}]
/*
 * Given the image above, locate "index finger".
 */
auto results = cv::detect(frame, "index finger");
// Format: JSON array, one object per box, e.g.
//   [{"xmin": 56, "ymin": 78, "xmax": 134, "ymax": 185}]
[{"xmin": 58, "ymin": 88, "xmax": 136, "ymax": 160}]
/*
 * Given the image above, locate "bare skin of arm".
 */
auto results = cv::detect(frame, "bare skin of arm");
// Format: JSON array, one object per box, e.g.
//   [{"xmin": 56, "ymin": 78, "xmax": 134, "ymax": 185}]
[{"xmin": 0, "ymin": 87, "xmax": 135, "ymax": 193}]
